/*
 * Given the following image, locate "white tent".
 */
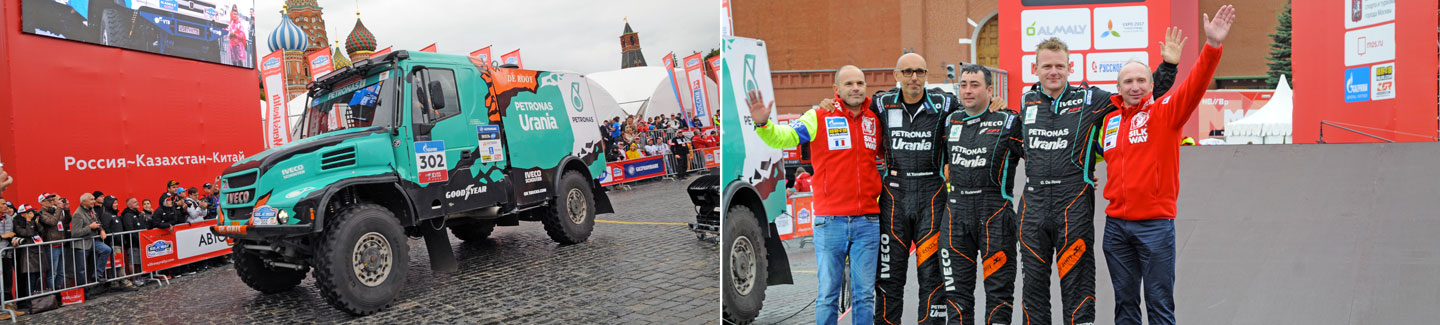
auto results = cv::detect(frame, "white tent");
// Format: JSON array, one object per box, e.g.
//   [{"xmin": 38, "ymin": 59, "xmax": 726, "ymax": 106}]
[
  {"xmin": 588, "ymin": 66, "xmax": 717, "ymax": 124},
  {"xmin": 585, "ymin": 79, "xmax": 627, "ymax": 123},
  {"xmin": 1225, "ymin": 75, "xmax": 1293, "ymax": 144}
]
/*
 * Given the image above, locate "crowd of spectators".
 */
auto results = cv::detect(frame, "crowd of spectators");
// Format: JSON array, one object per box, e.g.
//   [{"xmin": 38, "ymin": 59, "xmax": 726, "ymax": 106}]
[{"xmin": 0, "ymin": 166, "xmax": 227, "ymax": 315}]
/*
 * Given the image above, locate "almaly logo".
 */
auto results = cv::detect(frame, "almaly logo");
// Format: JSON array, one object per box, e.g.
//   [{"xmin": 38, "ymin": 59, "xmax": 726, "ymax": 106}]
[
  {"xmin": 569, "ymin": 82, "xmax": 584, "ymax": 112},
  {"xmin": 1100, "ymin": 20, "xmax": 1120, "ymax": 38},
  {"xmin": 1026, "ymin": 22, "xmax": 1037, "ymax": 36}
]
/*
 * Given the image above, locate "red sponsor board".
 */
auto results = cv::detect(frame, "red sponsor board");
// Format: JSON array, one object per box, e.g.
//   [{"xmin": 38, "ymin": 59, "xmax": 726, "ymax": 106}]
[
  {"xmin": 702, "ymin": 147, "xmax": 721, "ymax": 168},
  {"xmin": 307, "ymin": 46, "xmax": 335, "ymax": 81},
  {"xmin": 420, "ymin": 43, "xmax": 438, "ymax": 53},
  {"xmin": 373, "ymin": 46, "xmax": 393, "ymax": 56},
  {"xmin": 1291, "ymin": 0, "xmax": 1438, "ymax": 143},
  {"xmin": 0, "ymin": 1, "xmax": 263, "ymax": 204},
  {"xmin": 663, "ymin": 53, "xmax": 691, "ymax": 122},
  {"xmin": 1000, "ymin": 0, "xmax": 1180, "ymax": 110},
  {"xmin": 139, "ymin": 220, "xmax": 233, "ymax": 273},
  {"xmin": 61, "ymin": 288, "xmax": 84, "ymax": 306},
  {"xmin": 779, "ymin": 194, "xmax": 814, "ymax": 240},
  {"xmin": 1182, "ymin": 90, "xmax": 1274, "ymax": 140}
]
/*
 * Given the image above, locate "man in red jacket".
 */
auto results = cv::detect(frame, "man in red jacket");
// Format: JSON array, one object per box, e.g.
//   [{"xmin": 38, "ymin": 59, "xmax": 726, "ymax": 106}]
[{"xmin": 1097, "ymin": 6, "xmax": 1234, "ymax": 325}]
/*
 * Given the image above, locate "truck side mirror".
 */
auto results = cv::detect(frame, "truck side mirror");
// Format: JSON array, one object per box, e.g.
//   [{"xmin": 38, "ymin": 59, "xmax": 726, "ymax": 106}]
[{"xmin": 427, "ymin": 80, "xmax": 446, "ymax": 110}]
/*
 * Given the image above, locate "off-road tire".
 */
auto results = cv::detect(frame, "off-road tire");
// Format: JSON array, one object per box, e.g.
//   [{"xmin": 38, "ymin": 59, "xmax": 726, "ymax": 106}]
[
  {"xmin": 539, "ymin": 171, "xmax": 596, "ymax": 244},
  {"xmin": 722, "ymin": 205, "xmax": 767, "ymax": 324},
  {"xmin": 231, "ymin": 245, "xmax": 308, "ymax": 294},
  {"xmin": 312, "ymin": 203, "xmax": 410, "ymax": 316}
]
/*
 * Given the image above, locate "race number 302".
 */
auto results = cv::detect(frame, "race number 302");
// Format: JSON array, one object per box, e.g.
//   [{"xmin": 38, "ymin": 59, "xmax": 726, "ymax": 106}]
[{"xmin": 415, "ymin": 140, "xmax": 449, "ymax": 184}]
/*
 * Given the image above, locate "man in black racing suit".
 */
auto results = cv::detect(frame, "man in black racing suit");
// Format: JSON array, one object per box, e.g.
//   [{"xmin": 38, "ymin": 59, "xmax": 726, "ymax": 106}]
[
  {"xmin": 873, "ymin": 53, "xmax": 959, "ymax": 324},
  {"xmin": 1017, "ymin": 36, "xmax": 1178, "ymax": 325},
  {"xmin": 940, "ymin": 64, "xmax": 1024, "ymax": 325}
]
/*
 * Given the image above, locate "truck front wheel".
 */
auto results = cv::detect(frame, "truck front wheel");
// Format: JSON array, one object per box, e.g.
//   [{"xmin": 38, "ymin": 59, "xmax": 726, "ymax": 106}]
[
  {"xmin": 722, "ymin": 205, "xmax": 767, "ymax": 323},
  {"xmin": 313, "ymin": 203, "xmax": 411, "ymax": 315},
  {"xmin": 231, "ymin": 245, "xmax": 308, "ymax": 294},
  {"xmin": 540, "ymin": 171, "xmax": 596, "ymax": 245}
]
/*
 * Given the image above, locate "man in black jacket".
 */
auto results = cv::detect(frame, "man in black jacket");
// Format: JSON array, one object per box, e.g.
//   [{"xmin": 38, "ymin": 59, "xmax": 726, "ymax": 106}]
[{"xmin": 668, "ymin": 132, "xmax": 692, "ymax": 179}]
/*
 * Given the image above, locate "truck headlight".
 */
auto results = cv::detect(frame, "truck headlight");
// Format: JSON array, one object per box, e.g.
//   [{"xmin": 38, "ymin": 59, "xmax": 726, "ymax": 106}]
[{"xmin": 278, "ymin": 210, "xmax": 290, "ymax": 224}]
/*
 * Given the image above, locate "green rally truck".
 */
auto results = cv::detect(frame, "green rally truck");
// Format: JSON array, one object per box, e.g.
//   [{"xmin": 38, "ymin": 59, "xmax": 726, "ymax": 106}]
[
  {"xmin": 212, "ymin": 51, "xmax": 614, "ymax": 315},
  {"xmin": 703, "ymin": 36, "xmax": 794, "ymax": 323}
]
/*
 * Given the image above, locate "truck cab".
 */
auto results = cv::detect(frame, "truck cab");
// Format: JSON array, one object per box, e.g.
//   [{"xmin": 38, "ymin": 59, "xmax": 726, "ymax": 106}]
[{"xmin": 213, "ymin": 50, "xmax": 613, "ymax": 315}]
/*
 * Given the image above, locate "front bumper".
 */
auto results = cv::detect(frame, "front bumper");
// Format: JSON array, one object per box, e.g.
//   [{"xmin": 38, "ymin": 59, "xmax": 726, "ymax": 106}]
[{"xmin": 211, "ymin": 224, "xmax": 312, "ymax": 239}]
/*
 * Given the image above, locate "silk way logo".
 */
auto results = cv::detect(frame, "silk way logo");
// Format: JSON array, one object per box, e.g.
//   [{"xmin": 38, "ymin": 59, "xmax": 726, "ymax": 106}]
[
  {"xmin": 263, "ymin": 57, "xmax": 281, "ymax": 69},
  {"xmin": 146, "ymin": 240, "xmax": 173, "ymax": 258},
  {"xmin": 687, "ymin": 58, "xmax": 701, "ymax": 66},
  {"xmin": 312, "ymin": 55, "xmax": 330, "ymax": 67},
  {"xmin": 570, "ymin": 82, "xmax": 585, "ymax": 112},
  {"xmin": 1099, "ymin": 20, "xmax": 1121, "ymax": 38}
]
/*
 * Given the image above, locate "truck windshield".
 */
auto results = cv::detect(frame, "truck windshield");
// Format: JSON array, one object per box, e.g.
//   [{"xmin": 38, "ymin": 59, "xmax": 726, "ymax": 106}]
[{"xmin": 300, "ymin": 72, "xmax": 396, "ymax": 138}]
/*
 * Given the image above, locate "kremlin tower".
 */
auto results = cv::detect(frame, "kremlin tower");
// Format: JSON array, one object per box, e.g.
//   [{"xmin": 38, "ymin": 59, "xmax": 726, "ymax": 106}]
[{"xmin": 619, "ymin": 20, "xmax": 647, "ymax": 69}]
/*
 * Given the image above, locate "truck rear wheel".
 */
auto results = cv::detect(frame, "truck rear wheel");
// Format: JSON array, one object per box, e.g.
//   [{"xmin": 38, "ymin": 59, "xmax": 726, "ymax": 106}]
[
  {"xmin": 722, "ymin": 205, "xmax": 767, "ymax": 324},
  {"xmin": 313, "ymin": 203, "xmax": 410, "ymax": 315},
  {"xmin": 449, "ymin": 221, "xmax": 496, "ymax": 242},
  {"xmin": 232, "ymin": 245, "xmax": 308, "ymax": 294},
  {"xmin": 540, "ymin": 171, "xmax": 596, "ymax": 245}
]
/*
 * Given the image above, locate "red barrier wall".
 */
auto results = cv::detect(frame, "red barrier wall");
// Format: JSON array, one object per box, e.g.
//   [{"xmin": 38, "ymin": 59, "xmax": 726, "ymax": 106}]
[
  {"xmin": 1292, "ymin": 1, "xmax": 1438, "ymax": 143},
  {"xmin": 0, "ymin": 0, "xmax": 262, "ymax": 204}
]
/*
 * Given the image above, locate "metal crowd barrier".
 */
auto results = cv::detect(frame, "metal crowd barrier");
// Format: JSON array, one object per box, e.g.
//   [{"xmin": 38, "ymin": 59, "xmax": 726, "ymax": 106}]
[{"xmin": 0, "ymin": 227, "xmax": 177, "ymax": 321}]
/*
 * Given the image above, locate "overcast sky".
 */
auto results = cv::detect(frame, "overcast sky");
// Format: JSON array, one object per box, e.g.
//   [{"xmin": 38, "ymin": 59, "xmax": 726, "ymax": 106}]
[{"xmin": 253, "ymin": 0, "xmax": 719, "ymax": 74}]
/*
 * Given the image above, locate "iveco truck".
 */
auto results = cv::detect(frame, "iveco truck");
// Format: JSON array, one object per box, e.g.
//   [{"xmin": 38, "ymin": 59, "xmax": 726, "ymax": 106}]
[{"xmin": 211, "ymin": 51, "xmax": 614, "ymax": 315}]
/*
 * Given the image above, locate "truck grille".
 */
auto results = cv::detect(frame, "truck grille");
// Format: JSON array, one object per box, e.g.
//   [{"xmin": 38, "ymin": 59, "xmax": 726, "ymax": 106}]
[{"xmin": 226, "ymin": 171, "xmax": 258, "ymax": 188}]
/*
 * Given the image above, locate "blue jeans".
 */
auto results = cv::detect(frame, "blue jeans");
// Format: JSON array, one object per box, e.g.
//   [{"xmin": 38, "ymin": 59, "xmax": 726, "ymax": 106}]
[
  {"xmin": 48, "ymin": 246, "xmax": 67, "ymax": 290},
  {"xmin": 1103, "ymin": 217, "xmax": 1176, "ymax": 325},
  {"xmin": 88, "ymin": 240, "xmax": 114, "ymax": 281},
  {"xmin": 813, "ymin": 215, "xmax": 879, "ymax": 325}
]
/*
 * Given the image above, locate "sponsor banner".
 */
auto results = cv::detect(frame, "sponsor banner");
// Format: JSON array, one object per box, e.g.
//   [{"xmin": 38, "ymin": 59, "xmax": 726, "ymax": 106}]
[
  {"xmin": 599, "ymin": 155, "xmax": 668, "ymax": 186},
  {"xmin": 1002, "ymin": 0, "xmax": 1167, "ymax": 109},
  {"xmin": 1291, "ymin": 0, "xmax": 1436, "ymax": 143},
  {"xmin": 307, "ymin": 46, "xmax": 335, "ymax": 81},
  {"xmin": 20, "ymin": 0, "xmax": 258, "ymax": 68},
  {"xmin": 707, "ymin": 56, "xmax": 722, "ymax": 82},
  {"xmin": 1343, "ymin": 23, "xmax": 1395, "ymax": 67},
  {"xmin": 470, "ymin": 46, "xmax": 493, "ymax": 66},
  {"xmin": 261, "ymin": 50, "xmax": 292, "ymax": 149},
  {"xmin": 780, "ymin": 194, "xmax": 815, "ymax": 240},
  {"xmin": 721, "ymin": 0, "xmax": 734, "ymax": 37},
  {"xmin": 1345, "ymin": 0, "xmax": 1396, "ymax": 29},
  {"xmin": 702, "ymin": 147, "xmax": 721, "ymax": 168},
  {"xmin": 683, "ymin": 53, "xmax": 711, "ymax": 125},
  {"xmin": 1086, "ymin": 51, "xmax": 1149, "ymax": 82},
  {"xmin": 1182, "ymin": 90, "xmax": 1275, "ymax": 140},
  {"xmin": 1093, "ymin": 6, "xmax": 1149, "ymax": 50},
  {"xmin": 373, "ymin": 46, "xmax": 393, "ymax": 56},
  {"xmin": 420, "ymin": 43, "xmax": 438, "ymax": 53},
  {"xmin": 663, "ymin": 53, "xmax": 691, "ymax": 122},
  {"xmin": 140, "ymin": 220, "xmax": 232, "ymax": 273},
  {"xmin": 501, "ymin": 49, "xmax": 524, "ymax": 69},
  {"xmin": 1020, "ymin": 8, "xmax": 1092, "ymax": 51},
  {"xmin": 62, "ymin": 288, "xmax": 85, "ymax": 306}
]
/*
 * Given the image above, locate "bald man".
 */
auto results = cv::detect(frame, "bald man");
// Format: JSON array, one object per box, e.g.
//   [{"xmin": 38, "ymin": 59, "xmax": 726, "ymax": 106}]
[
  {"xmin": 874, "ymin": 53, "xmax": 961, "ymax": 324},
  {"xmin": 751, "ymin": 65, "xmax": 883, "ymax": 325}
]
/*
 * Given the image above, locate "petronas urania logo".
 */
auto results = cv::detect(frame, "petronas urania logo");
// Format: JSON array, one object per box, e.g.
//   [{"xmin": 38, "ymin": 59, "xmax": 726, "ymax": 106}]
[
  {"xmin": 743, "ymin": 55, "xmax": 758, "ymax": 96},
  {"xmin": 570, "ymin": 82, "xmax": 584, "ymax": 112}
]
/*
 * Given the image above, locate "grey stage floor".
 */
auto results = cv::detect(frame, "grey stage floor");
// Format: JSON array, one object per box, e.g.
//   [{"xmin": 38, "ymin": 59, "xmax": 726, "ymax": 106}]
[{"xmin": 759, "ymin": 141, "xmax": 1440, "ymax": 324}]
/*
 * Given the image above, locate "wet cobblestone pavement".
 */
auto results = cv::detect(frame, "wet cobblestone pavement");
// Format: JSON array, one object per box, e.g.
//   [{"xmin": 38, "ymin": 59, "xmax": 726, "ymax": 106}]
[{"xmin": 19, "ymin": 178, "xmax": 718, "ymax": 324}]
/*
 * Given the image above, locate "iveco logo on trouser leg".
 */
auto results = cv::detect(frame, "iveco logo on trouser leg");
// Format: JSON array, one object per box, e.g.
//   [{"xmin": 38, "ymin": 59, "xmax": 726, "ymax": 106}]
[
  {"xmin": 940, "ymin": 249, "xmax": 955, "ymax": 291},
  {"xmin": 879, "ymin": 234, "xmax": 891, "ymax": 279}
]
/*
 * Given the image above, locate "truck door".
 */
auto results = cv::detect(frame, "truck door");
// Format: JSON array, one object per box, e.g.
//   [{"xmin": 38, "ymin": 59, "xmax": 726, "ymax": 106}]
[{"xmin": 405, "ymin": 67, "xmax": 508, "ymax": 215}]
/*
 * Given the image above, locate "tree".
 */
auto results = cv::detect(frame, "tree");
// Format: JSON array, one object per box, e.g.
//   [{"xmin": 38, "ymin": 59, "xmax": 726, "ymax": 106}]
[{"xmin": 1265, "ymin": 1, "xmax": 1291, "ymax": 89}]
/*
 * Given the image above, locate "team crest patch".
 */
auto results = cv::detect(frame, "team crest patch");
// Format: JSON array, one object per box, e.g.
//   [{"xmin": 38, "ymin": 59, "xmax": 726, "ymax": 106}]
[
  {"xmin": 1103, "ymin": 115, "xmax": 1121, "ymax": 151},
  {"xmin": 1131, "ymin": 111, "xmax": 1150, "ymax": 129},
  {"xmin": 862, "ymin": 116, "xmax": 877, "ymax": 135}
]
